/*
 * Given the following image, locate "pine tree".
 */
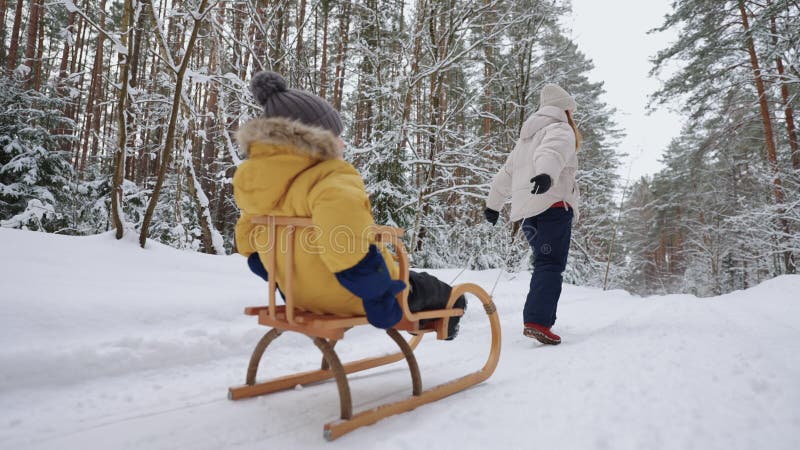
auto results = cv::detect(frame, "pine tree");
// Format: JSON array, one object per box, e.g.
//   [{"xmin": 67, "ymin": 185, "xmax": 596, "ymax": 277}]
[
  {"xmin": 0, "ymin": 75, "xmax": 76, "ymax": 231},
  {"xmin": 649, "ymin": 0, "xmax": 798, "ymax": 278}
]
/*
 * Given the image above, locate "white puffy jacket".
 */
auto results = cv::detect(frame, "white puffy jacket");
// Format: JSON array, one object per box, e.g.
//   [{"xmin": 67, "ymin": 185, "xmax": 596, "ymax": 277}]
[{"xmin": 486, "ymin": 105, "xmax": 580, "ymax": 222}]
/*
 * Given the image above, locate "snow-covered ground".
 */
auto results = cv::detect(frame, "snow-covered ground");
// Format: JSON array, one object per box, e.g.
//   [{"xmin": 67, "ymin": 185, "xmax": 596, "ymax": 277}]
[{"xmin": 1, "ymin": 228, "xmax": 798, "ymax": 450}]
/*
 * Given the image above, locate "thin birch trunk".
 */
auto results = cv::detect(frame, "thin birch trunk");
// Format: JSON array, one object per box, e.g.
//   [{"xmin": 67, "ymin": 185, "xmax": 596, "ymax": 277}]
[{"xmin": 111, "ymin": 0, "xmax": 135, "ymax": 239}]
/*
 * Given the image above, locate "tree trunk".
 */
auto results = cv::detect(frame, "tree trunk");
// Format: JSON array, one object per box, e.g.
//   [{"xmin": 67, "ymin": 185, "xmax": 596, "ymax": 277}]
[
  {"xmin": 33, "ymin": 0, "xmax": 45, "ymax": 90},
  {"xmin": 0, "ymin": 0, "xmax": 7, "ymax": 64},
  {"xmin": 126, "ymin": 0, "xmax": 145, "ymax": 180},
  {"xmin": 66, "ymin": 0, "xmax": 87, "ymax": 127},
  {"xmin": 353, "ymin": 0, "xmax": 380, "ymax": 147},
  {"xmin": 769, "ymin": 11, "xmax": 799, "ymax": 170},
  {"xmin": 397, "ymin": 0, "xmax": 425, "ymax": 157},
  {"xmin": 251, "ymin": 1, "xmax": 267, "ymax": 72},
  {"xmin": 70, "ymin": 0, "xmax": 87, "ymax": 76},
  {"xmin": 185, "ymin": 151, "xmax": 225, "ymax": 254},
  {"xmin": 295, "ymin": 0, "xmax": 307, "ymax": 71},
  {"xmin": 318, "ymin": 0, "xmax": 330, "ymax": 98},
  {"xmin": 202, "ymin": 23, "xmax": 219, "ymax": 194},
  {"xmin": 138, "ymin": 25, "xmax": 161, "ymax": 185},
  {"xmin": 111, "ymin": 0, "xmax": 135, "ymax": 239},
  {"xmin": 77, "ymin": 0, "xmax": 107, "ymax": 173},
  {"xmin": 604, "ymin": 178, "xmax": 630, "ymax": 290},
  {"xmin": 128, "ymin": 0, "xmax": 145, "ymax": 89},
  {"xmin": 273, "ymin": 0, "xmax": 285, "ymax": 73},
  {"xmin": 6, "ymin": 0, "xmax": 24, "ymax": 72},
  {"xmin": 23, "ymin": 0, "xmax": 41, "ymax": 87},
  {"xmin": 58, "ymin": 12, "xmax": 76, "ymax": 82},
  {"xmin": 412, "ymin": 1, "xmax": 445, "ymax": 253},
  {"xmin": 332, "ymin": 0, "xmax": 351, "ymax": 110},
  {"xmin": 481, "ymin": 0, "xmax": 494, "ymax": 137},
  {"xmin": 775, "ymin": 59, "xmax": 799, "ymax": 170},
  {"xmin": 54, "ymin": 11, "xmax": 77, "ymax": 151},
  {"xmin": 139, "ymin": 0, "xmax": 210, "ymax": 249},
  {"xmin": 738, "ymin": 0, "xmax": 795, "ymax": 273}
]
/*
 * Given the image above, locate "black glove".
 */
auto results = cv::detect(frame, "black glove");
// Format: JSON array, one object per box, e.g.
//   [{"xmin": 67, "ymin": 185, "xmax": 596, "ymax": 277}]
[
  {"xmin": 484, "ymin": 208, "xmax": 499, "ymax": 226},
  {"xmin": 530, "ymin": 174, "xmax": 552, "ymax": 194}
]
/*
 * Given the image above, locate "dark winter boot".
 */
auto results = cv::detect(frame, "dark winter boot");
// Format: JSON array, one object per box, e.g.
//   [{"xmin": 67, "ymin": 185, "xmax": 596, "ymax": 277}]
[
  {"xmin": 416, "ymin": 295, "xmax": 466, "ymax": 340},
  {"xmin": 407, "ymin": 271, "xmax": 467, "ymax": 340},
  {"xmin": 445, "ymin": 295, "xmax": 467, "ymax": 340},
  {"xmin": 523, "ymin": 323, "xmax": 561, "ymax": 345}
]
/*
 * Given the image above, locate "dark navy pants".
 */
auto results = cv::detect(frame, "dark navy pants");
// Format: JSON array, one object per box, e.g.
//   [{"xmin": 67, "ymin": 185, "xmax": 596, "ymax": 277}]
[{"xmin": 521, "ymin": 207, "xmax": 573, "ymax": 327}]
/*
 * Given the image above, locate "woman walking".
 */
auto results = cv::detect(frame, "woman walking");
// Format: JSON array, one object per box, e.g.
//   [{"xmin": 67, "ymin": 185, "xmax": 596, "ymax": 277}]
[{"xmin": 484, "ymin": 83, "xmax": 581, "ymax": 345}]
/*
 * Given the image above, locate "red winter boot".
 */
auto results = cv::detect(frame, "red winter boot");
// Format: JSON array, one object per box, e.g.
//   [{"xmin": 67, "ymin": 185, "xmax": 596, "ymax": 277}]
[{"xmin": 523, "ymin": 323, "xmax": 561, "ymax": 345}]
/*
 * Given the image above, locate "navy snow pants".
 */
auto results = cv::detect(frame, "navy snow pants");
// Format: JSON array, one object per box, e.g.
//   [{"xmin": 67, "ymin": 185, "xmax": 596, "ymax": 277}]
[{"xmin": 521, "ymin": 207, "xmax": 573, "ymax": 327}]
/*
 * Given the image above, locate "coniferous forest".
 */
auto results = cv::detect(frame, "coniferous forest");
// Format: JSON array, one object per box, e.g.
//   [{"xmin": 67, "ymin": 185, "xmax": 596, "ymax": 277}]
[{"xmin": 0, "ymin": 0, "xmax": 797, "ymax": 296}]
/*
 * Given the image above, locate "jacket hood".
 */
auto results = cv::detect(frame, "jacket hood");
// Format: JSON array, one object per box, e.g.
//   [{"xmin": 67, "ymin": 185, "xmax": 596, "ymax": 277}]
[
  {"xmin": 236, "ymin": 117, "xmax": 343, "ymax": 160},
  {"xmin": 233, "ymin": 117, "xmax": 349, "ymax": 214},
  {"xmin": 520, "ymin": 106, "xmax": 568, "ymax": 140}
]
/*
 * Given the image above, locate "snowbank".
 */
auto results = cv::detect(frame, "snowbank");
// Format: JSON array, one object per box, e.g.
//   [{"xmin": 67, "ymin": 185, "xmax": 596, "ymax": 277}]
[{"xmin": 0, "ymin": 228, "xmax": 798, "ymax": 450}]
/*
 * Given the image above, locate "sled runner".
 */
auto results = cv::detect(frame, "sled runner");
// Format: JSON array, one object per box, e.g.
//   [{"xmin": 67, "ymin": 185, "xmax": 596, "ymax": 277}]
[{"xmin": 228, "ymin": 216, "xmax": 502, "ymax": 440}]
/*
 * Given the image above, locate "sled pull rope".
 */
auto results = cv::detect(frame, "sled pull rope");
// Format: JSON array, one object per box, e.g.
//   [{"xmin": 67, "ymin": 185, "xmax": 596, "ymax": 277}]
[
  {"xmin": 448, "ymin": 265, "xmax": 469, "ymax": 285},
  {"xmin": 490, "ymin": 268, "xmax": 504, "ymax": 297},
  {"xmin": 448, "ymin": 251, "xmax": 477, "ymax": 285}
]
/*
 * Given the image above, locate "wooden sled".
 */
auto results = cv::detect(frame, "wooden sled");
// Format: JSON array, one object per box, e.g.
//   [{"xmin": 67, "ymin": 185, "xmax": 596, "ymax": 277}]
[{"xmin": 228, "ymin": 216, "xmax": 502, "ymax": 441}]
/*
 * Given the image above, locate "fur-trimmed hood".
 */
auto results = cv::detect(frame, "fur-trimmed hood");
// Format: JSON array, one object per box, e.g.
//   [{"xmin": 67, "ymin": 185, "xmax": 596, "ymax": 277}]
[
  {"xmin": 236, "ymin": 117, "xmax": 342, "ymax": 160},
  {"xmin": 232, "ymin": 115, "xmax": 365, "ymax": 235}
]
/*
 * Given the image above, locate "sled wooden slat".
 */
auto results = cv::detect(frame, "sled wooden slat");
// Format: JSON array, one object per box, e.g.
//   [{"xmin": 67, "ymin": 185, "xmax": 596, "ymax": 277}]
[
  {"xmin": 244, "ymin": 305, "xmax": 462, "ymax": 322},
  {"xmin": 228, "ymin": 333, "xmax": 425, "ymax": 400},
  {"xmin": 324, "ymin": 365, "xmax": 496, "ymax": 440},
  {"xmin": 244, "ymin": 307, "xmax": 432, "ymax": 339},
  {"xmin": 229, "ymin": 216, "xmax": 502, "ymax": 441}
]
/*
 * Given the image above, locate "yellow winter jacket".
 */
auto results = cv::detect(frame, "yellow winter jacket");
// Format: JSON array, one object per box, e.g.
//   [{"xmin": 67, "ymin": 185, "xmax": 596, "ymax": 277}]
[{"xmin": 233, "ymin": 117, "xmax": 398, "ymax": 316}]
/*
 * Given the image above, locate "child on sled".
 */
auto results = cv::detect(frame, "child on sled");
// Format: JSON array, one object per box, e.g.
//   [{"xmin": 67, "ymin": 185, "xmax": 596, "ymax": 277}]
[{"xmin": 233, "ymin": 71, "xmax": 465, "ymax": 338}]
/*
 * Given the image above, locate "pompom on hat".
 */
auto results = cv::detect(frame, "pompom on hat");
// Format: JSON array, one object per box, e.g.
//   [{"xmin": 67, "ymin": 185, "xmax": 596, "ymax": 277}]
[
  {"xmin": 539, "ymin": 83, "xmax": 577, "ymax": 112},
  {"xmin": 250, "ymin": 71, "xmax": 343, "ymax": 136}
]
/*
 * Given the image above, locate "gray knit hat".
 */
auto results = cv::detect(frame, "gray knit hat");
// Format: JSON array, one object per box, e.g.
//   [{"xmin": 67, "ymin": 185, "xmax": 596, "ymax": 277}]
[
  {"xmin": 539, "ymin": 83, "xmax": 577, "ymax": 112},
  {"xmin": 250, "ymin": 71, "xmax": 343, "ymax": 136}
]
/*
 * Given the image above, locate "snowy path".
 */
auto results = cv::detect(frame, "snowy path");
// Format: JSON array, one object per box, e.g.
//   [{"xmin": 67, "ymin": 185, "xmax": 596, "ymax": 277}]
[{"xmin": 0, "ymin": 228, "xmax": 798, "ymax": 450}]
